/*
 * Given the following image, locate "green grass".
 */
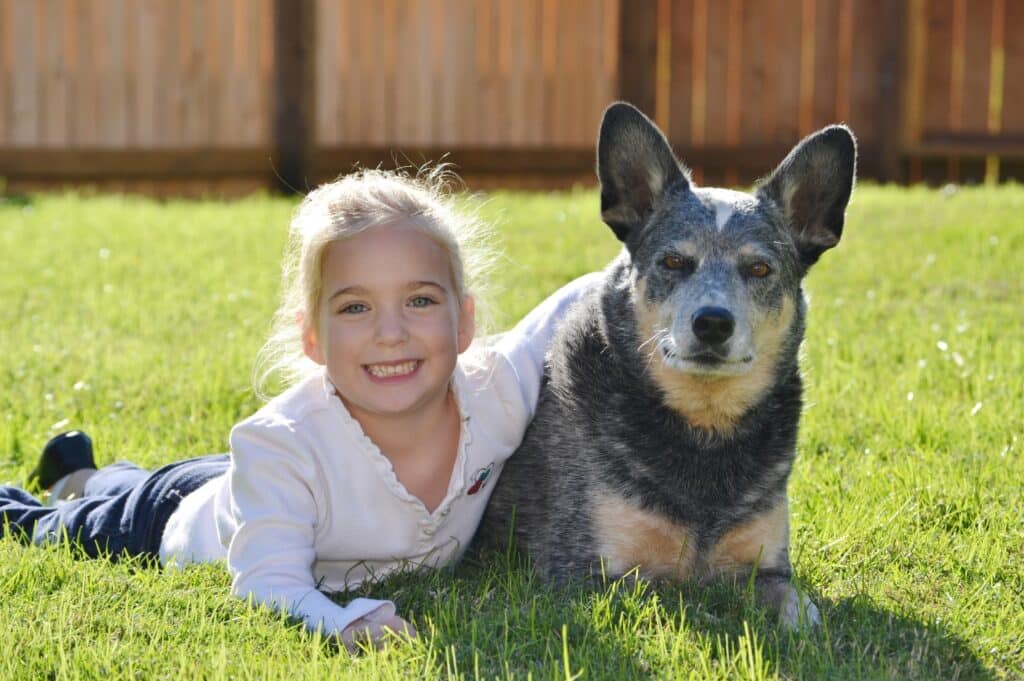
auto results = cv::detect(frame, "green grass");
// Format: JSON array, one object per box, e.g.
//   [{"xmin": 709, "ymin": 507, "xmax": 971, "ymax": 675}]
[{"xmin": 1, "ymin": 184, "xmax": 1021, "ymax": 680}]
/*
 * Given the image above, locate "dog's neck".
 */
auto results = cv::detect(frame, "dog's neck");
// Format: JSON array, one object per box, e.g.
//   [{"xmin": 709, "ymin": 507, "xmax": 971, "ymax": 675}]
[{"xmin": 651, "ymin": 363, "xmax": 791, "ymax": 435}]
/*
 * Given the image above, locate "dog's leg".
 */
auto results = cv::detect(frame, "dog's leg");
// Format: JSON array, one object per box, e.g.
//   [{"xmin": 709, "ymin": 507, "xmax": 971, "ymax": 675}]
[{"xmin": 755, "ymin": 573, "xmax": 820, "ymax": 630}]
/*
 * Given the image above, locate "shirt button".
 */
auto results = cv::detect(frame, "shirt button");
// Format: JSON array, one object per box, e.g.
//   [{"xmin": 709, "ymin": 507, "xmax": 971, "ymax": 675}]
[{"xmin": 423, "ymin": 526, "xmax": 435, "ymax": 536}]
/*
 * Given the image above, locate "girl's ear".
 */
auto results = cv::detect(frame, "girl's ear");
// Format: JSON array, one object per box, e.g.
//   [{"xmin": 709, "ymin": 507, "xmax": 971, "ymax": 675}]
[
  {"xmin": 300, "ymin": 313, "xmax": 326, "ymax": 365},
  {"xmin": 457, "ymin": 295, "xmax": 476, "ymax": 353}
]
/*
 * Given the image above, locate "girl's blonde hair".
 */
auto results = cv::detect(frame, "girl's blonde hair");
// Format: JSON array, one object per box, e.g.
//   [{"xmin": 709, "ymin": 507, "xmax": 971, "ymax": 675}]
[{"xmin": 254, "ymin": 166, "xmax": 493, "ymax": 399}]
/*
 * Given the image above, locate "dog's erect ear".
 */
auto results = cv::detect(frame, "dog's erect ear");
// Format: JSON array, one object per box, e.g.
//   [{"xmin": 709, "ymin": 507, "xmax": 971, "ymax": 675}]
[
  {"xmin": 597, "ymin": 102, "xmax": 689, "ymax": 243},
  {"xmin": 758, "ymin": 125, "xmax": 857, "ymax": 268}
]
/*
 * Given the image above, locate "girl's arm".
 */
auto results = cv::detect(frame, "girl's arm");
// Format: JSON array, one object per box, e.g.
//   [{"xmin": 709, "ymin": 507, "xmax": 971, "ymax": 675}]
[
  {"xmin": 225, "ymin": 418, "xmax": 397, "ymax": 640},
  {"xmin": 493, "ymin": 272, "xmax": 601, "ymax": 415}
]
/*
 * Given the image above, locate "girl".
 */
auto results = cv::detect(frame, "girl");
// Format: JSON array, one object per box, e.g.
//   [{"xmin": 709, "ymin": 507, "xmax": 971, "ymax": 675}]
[{"xmin": 0, "ymin": 168, "xmax": 595, "ymax": 649}]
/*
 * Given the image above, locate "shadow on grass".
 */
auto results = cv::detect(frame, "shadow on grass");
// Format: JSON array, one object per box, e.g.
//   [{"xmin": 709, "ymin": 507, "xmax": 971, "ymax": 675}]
[
  {"xmin": 657, "ymin": 581, "xmax": 998, "ymax": 681},
  {"xmin": 350, "ymin": 552, "xmax": 996, "ymax": 680}
]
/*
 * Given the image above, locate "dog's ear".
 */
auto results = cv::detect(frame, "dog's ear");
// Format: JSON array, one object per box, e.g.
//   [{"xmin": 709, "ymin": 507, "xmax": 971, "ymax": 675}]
[
  {"xmin": 597, "ymin": 102, "xmax": 689, "ymax": 243},
  {"xmin": 758, "ymin": 125, "xmax": 857, "ymax": 268}
]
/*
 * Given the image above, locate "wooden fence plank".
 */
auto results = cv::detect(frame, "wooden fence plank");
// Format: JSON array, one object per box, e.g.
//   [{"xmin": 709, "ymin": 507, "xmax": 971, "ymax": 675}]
[
  {"xmin": 603, "ymin": 0, "xmax": 618, "ymax": 97},
  {"xmin": 739, "ymin": 0, "xmax": 765, "ymax": 142},
  {"xmin": 430, "ymin": 0, "xmax": 447, "ymax": 145},
  {"xmin": 835, "ymin": 0, "xmax": 853, "ymax": 121},
  {"xmin": 524, "ymin": 0, "xmax": 544, "ymax": 145},
  {"xmin": 904, "ymin": 0, "xmax": 928, "ymax": 180},
  {"xmin": 773, "ymin": 0, "xmax": 801, "ymax": 144},
  {"xmin": 691, "ymin": 0, "xmax": 708, "ymax": 147},
  {"xmin": 0, "ymin": 0, "xmax": 9, "ymax": 145},
  {"xmin": 134, "ymin": 0, "xmax": 156, "ymax": 146},
  {"xmin": 272, "ymin": 0, "xmax": 315, "ymax": 193},
  {"xmin": 503, "ymin": 0, "xmax": 525, "ymax": 145},
  {"xmin": 724, "ymin": 0, "xmax": 742, "ymax": 145},
  {"xmin": 108, "ymin": 0, "xmax": 129, "ymax": 146},
  {"xmin": 1002, "ymin": 0, "xmax": 1024, "ymax": 134},
  {"xmin": 435, "ymin": 0, "xmax": 458, "ymax": 147},
  {"xmin": 798, "ymin": 0, "xmax": 816, "ymax": 135},
  {"xmin": 314, "ymin": 0, "xmax": 339, "ymax": 149},
  {"xmin": 985, "ymin": 0, "xmax": 1005, "ymax": 182},
  {"xmin": 618, "ymin": 0, "xmax": 656, "ymax": 117},
  {"xmin": 921, "ymin": 0, "xmax": 952, "ymax": 138},
  {"xmin": 242, "ymin": 0, "xmax": 264, "ymax": 146},
  {"xmin": 949, "ymin": 0, "xmax": 966, "ymax": 129},
  {"xmin": 875, "ymin": 0, "xmax": 905, "ymax": 181},
  {"xmin": 10, "ymin": 0, "xmax": 38, "ymax": 145},
  {"xmin": 812, "ymin": 0, "xmax": 839, "ymax": 128},
  {"xmin": 961, "ymin": 0, "xmax": 993, "ymax": 133},
  {"xmin": 986, "ymin": 0, "xmax": 1005, "ymax": 135},
  {"xmin": 41, "ymin": 0, "xmax": 68, "ymax": 146},
  {"xmin": 667, "ymin": 0, "xmax": 693, "ymax": 147}
]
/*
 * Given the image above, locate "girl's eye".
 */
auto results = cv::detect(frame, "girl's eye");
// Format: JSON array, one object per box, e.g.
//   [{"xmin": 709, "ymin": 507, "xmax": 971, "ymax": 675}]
[
  {"xmin": 746, "ymin": 262, "xmax": 772, "ymax": 278},
  {"xmin": 340, "ymin": 302, "xmax": 368, "ymax": 314},
  {"xmin": 662, "ymin": 254, "xmax": 695, "ymax": 274},
  {"xmin": 409, "ymin": 295, "xmax": 437, "ymax": 308}
]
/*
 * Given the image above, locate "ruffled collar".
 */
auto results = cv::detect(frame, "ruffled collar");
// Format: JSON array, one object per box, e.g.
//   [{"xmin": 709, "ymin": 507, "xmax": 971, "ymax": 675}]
[{"xmin": 318, "ymin": 367, "xmax": 474, "ymax": 518}]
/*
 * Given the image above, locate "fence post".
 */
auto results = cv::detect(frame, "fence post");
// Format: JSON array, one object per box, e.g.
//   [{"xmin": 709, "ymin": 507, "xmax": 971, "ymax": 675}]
[
  {"xmin": 617, "ymin": 0, "xmax": 659, "ymax": 117},
  {"xmin": 273, "ymin": 0, "xmax": 316, "ymax": 194},
  {"xmin": 876, "ymin": 0, "xmax": 908, "ymax": 183}
]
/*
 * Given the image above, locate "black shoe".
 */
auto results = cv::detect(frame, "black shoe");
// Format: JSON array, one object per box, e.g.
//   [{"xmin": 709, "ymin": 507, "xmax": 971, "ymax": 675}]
[{"xmin": 27, "ymin": 430, "xmax": 96, "ymax": 490}]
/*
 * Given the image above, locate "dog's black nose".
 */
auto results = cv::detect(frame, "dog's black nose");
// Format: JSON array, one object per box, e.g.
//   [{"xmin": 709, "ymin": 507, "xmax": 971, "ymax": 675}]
[{"xmin": 692, "ymin": 306, "xmax": 735, "ymax": 345}]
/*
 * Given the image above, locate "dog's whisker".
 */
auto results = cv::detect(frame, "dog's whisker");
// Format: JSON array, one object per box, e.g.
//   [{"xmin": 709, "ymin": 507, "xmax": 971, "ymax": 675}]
[
  {"xmin": 639, "ymin": 329, "xmax": 671, "ymax": 372},
  {"xmin": 637, "ymin": 329, "xmax": 666, "ymax": 353}
]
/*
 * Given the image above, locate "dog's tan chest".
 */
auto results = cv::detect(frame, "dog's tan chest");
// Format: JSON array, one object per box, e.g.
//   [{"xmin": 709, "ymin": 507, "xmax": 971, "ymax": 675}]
[
  {"xmin": 593, "ymin": 496, "xmax": 698, "ymax": 578},
  {"xmin": 592, "ymin": 496, "xmax": 790, "ymax": 580},
  {"xmin": 706, "ymin": 499, "xmax": 790, "ymax": 574}
]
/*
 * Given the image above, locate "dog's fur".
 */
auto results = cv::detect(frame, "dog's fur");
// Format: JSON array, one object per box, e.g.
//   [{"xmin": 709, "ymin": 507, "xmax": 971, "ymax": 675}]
[{"xmin": 478, "ymin": 102, "xmax": 856, "ymax": 628}]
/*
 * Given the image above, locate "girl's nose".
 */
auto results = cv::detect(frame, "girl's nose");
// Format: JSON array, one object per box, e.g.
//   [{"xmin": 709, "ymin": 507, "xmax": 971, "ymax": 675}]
[{"xmin": 374, "ymin": 308, "xmax": 409, "ymax": 345}]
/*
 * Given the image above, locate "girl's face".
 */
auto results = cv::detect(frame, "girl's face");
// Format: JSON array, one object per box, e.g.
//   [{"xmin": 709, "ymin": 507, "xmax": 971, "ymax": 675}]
[{"xmin": 302, "ymin": 221, "xmax": 474, "ymax": 427}]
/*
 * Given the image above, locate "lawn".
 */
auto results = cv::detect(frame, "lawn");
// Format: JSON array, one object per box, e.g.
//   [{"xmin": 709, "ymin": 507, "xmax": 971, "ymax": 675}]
[{"xmin": 0, "ymin": 184, "xmax": 1021, "ymax": 680}]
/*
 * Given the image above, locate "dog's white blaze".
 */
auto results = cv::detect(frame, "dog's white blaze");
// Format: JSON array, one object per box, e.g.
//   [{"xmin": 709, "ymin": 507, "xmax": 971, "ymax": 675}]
[
  {"xmin": 714, "ymin": 202, "xmax": 734, "ymax": 230},
  {"xmin": 701, "ymin": 187, "xmax": 754, "ymax": 231}
]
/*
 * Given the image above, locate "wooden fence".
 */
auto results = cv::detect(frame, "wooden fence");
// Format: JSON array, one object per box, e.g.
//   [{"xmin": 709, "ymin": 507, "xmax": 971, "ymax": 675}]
[{"xmin": 0, "ymin": 0, "xmax": 1021, "ymax": 195}]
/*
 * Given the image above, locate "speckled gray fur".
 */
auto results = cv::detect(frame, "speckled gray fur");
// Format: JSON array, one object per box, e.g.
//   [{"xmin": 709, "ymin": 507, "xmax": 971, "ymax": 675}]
[{"xmin": 478, "ymin": 102, "xmax": 856, "ymax": 629}]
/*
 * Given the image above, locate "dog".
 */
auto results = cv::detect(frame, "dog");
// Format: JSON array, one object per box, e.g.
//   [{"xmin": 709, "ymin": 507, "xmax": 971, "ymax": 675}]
[{"xmin": 479, "ymin": 102, "xmax": 856, "ymax": 629}]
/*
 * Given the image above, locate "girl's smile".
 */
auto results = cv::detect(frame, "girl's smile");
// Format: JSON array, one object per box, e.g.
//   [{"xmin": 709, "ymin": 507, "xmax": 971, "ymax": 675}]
[{"xmin": 364, "ymin": 359, "xmax": 421, "ymax": 380}]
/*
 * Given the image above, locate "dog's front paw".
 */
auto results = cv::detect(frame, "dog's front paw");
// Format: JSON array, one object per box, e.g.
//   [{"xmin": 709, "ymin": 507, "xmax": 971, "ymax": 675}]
[{"xmin": 778, "ymin": 588, "xmax": 821, "ymax": 630}]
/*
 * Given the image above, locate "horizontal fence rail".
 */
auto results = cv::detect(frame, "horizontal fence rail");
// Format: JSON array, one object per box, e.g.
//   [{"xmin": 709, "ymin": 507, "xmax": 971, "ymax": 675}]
[{"xmin": 0, "ymin": 0, "xmax": 1021, "ymax": 195}]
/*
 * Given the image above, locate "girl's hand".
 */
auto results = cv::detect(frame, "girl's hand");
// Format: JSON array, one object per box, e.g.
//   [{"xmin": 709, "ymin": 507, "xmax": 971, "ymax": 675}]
[{"xmin": 340, "ymin": 612, "xmax": 417, "ymax": 651}]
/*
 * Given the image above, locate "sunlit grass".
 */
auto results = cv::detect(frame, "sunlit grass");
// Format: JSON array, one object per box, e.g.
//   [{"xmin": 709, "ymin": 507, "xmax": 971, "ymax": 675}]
[{"xmin": 1, "ymin": 184, "xmax": 1021, "ymax": 679}]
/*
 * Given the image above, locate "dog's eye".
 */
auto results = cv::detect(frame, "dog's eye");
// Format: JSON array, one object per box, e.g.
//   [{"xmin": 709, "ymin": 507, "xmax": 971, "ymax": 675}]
[
  {"xmin": 662, "ymin": 255, "xmax": 695, "ymax": 273},
  {"xmin": 746, "ymin": 261, "xmax": 772, "ymax": 278}
]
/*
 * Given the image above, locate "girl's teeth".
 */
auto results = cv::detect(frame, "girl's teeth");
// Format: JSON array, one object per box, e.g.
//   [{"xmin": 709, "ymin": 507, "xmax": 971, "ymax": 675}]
[{"xmin": 367, "ymin": 361, "xmax": 417, "ymax": 378}]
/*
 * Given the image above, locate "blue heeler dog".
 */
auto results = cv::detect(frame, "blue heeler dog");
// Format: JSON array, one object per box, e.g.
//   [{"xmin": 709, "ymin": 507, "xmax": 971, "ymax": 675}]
[{"xmin": 479, "ymin": 102, "xmax": 856, "ymax": 629}]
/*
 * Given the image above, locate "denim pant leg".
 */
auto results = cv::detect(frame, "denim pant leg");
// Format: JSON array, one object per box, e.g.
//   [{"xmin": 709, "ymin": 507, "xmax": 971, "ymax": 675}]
[
  {"xmin": 1, "ymin": 454, "xmax": 229, "ymax": 561},
  {"xmin": 84, "ymin": 461, "xmax": 151, "ymax": 497},
  {"xmin": 0, "ymin": 486, "xmax": 52, "ymax": 542},
  {"xmin": 0, "ymin": 482, "xmax": 131, "ymax": 557}
]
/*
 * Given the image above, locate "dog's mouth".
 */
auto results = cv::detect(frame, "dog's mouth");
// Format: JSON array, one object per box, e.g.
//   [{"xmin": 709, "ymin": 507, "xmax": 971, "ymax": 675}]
[
  {"xmin": 661, "ymin": 345, "xmax": 754, "ymax": 374},
  {"xmin": 685, "ymin": 351, "xmax": 730, "ymax": 365}
]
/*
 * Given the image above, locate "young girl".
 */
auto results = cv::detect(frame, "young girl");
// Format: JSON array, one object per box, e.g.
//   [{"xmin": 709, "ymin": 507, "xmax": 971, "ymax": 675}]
[{"xmin": 0, "ymin": 168, "xmax": 595, "ymax": 649}]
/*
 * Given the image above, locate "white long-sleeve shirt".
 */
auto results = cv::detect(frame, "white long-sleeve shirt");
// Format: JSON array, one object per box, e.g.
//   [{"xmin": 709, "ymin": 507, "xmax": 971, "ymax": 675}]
[{"xmin": 158, "ymin": 274, "xmax": 596, "ymax": 636}]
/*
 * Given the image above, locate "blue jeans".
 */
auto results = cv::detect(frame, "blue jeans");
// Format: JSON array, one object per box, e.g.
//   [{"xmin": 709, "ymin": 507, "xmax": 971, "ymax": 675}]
[{"xmin": 0, "ymin": 454, "xmax": 228, "ymax": 561}]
